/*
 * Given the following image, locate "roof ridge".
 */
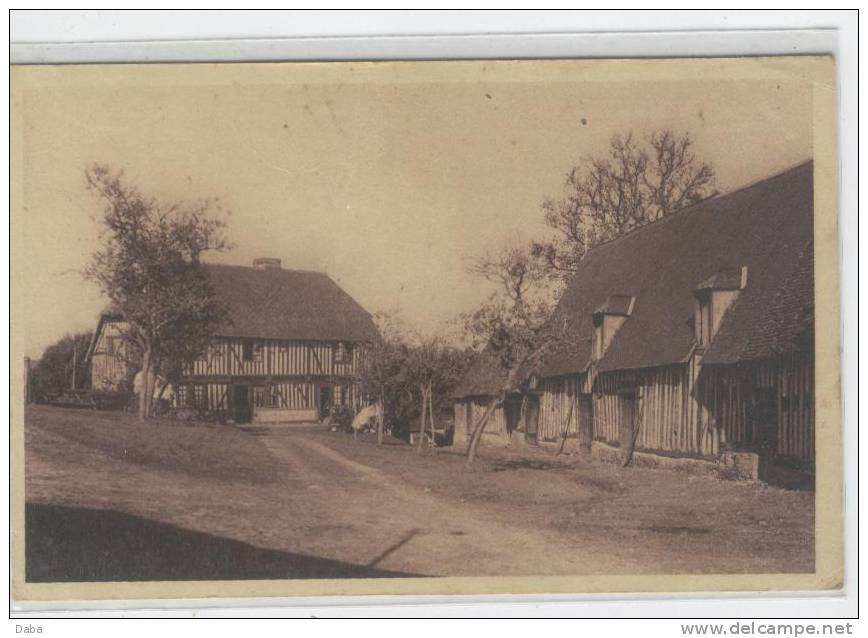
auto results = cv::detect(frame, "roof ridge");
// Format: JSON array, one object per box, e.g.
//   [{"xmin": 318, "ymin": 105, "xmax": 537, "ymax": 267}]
[
  {"xmin": 579, "ymin": 159, "xmax": 813, "ymax": 259},
  {"xmin": 202, "ymin": 261, "xmax": 330, "ymax": 277}
]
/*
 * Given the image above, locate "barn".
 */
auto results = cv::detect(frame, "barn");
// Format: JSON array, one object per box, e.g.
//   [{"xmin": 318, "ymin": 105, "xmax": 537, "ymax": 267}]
[
  {"xmin": 86, "ymin": 258, "xmax": 379, "ymax": 424},
  {"xmin": 453, "ymin": 161, "xmax": 815, "ymax": 472}
]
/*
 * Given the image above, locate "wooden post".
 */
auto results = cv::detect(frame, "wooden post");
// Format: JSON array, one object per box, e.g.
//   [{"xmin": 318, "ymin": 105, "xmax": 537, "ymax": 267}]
[
  {"xmin": 621, "ymin": 389, "xmax": 644, "ymax": 467},
  {"xmin": 555, "ymin": 399, "xmax": 574, "ymax": 456},
  {"xmin": 71, "ymin": 343, "xmax": 77, "ymax": 391},
  {"xmin": 376, "ymin": 393, "xmax": 385, "ymax": 446},
  {"xmin": 23, "ymin": 357, "xmax": 31, "ymax": 404},
  {"xmin": 427, "ymin": 380, "xmax": 436, "ymax": 451},
  {"xmin": 417, "ymin": 384, "xmax": 427, "ymax": 452}
]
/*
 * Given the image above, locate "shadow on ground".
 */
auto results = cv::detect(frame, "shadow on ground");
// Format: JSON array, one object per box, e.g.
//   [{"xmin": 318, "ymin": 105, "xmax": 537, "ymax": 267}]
[
  {"xmin": 25, "ymin": 503, "xmax": 418, "ymax": 582},
  {"xmin": 489, "ymin": 458, "xmax": 572, "ymax": 472},
  {"xmin": 759, "ymin": 460, "xmax": 815, "ymax": 491}
]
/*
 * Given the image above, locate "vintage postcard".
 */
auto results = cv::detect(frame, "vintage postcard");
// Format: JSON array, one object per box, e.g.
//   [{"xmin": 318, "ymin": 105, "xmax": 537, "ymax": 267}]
[{"xmin": 10, "ymin": 56, "xmax": 840, "ymax": 601}]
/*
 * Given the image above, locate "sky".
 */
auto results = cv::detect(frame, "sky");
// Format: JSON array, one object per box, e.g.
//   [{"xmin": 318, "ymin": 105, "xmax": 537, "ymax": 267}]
[{"xmin": 12, "ymin": 59, "xmax": 816, "ymax": 359}]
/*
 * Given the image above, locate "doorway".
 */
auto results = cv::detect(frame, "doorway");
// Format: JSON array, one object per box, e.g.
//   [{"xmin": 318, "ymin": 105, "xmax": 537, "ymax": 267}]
[
  {"xmin": 231, "ymin": 385, "xmax": 252, "ymax": 424},
  {"xmin": 504, "ymin": 395, "xmax": 522, "ymax": 434},
  {"xmin": 524, "ymin": 394, "xmax": 540, "ymax": 444},
  {"xmin": 318, "ymin": 385, "xmax": 334, "ymax": 420},
  {"xmin": 752, "ymin": 387, "xmax": 778, "ymax": 458}
]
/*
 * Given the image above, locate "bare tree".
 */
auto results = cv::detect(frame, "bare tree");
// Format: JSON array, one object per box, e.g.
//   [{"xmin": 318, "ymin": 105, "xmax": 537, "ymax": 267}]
[
  {"xmin": 462, "ymin": 299, "xmax": 567, "ymax": 469},
  {"xmin": 468, "ymin": 243, "xmax": 546, "ymax": 307},
  {"xmin": 462, "ymin": 244, "xmax": 565, "ymax": 468},
  {"xmin": 532, "ymin": 130, "xmax": 716, "ymax": 279},
  {"xmin": 83, "ymin": 164, "xmax": 230, "ymax": 420}
]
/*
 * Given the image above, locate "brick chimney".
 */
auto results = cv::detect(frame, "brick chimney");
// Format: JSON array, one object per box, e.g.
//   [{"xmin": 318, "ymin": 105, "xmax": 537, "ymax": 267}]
[{"xmin": 253, "ymin": 258, "xmax": 282, "ymax": 271}]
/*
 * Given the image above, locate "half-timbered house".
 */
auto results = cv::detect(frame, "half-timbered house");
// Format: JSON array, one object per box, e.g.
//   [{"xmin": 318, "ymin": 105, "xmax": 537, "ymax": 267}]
[
  {"xmin": 86, "ymin": 258, "xmax": 379, "ymax": 424},
  {"xmin": 453, "ymin": 161, "xmax": 815, "ymax": 471}
]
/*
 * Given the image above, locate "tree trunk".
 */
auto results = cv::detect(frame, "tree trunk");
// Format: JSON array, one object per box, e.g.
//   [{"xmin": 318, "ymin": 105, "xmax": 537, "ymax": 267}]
[
  {"xmin": 621, "ymin": 392, "xmax": 643, "ymax": 467},
  {"xmin": 376, "ymin": 394, "xmax": 385, "ymax": 446},
  {"xmin": 138, "ymin": 347, "xmax": 153, "ymax": 421},
  {"xmin": 427, "ymin": 380, "xmax": 436, "ymax": 452},
  {"xmin": 465, "ymin": 392, "xmax": 503, "ymax": 470},
  {"xmin": 416, "ymin": 384, "xmax": 427, "ymax": 452}
]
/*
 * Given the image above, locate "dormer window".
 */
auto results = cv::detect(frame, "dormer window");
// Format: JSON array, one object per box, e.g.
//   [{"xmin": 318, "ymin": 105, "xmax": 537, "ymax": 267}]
[
  {"xmin": 693, "ymin": 290, "xmax": 713, "ymax": 346},
  {"xmin": 693, "ymin": 266, "xmax": 748, "ymax": 347},
  {"xmin": 592, "ymin": 295, "xmax": 635, "ymax": 361},
  {"xmin": 592, "ymin": 314, "xmax": 604, "ymax": 360}
]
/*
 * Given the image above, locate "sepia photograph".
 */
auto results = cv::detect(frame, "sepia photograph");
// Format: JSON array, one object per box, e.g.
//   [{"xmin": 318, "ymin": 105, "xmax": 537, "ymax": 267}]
[{"xmin": 10, "ymin": 54, "xmax": 841, "ymax": 602}]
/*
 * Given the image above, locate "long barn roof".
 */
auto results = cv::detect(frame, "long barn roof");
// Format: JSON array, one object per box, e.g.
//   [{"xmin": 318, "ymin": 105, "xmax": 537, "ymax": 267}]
[{"xmin": 454, "ymin": 160, "xmax": 814, "ymax": 397}]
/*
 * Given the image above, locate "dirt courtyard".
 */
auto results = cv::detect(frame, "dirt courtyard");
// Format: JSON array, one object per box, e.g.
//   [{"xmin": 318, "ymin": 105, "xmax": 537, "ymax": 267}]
[{"xmin": 23, "ymin": 406, "xmax": 814, "ymax": 581}]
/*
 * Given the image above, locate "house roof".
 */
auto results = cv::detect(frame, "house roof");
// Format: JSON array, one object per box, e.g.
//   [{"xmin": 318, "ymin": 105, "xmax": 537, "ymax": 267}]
[
  {"xmin": 454, "ymin": 160, "xmax": 814, "ymax": 396},
  {"xmin": 89, "ymin": 263, "xmax": 379, "ymax": 348},
  {"xmin": 452, "ymin": 345, "xmax": 511, "ymax": 399},
  {"xmin": 203, "ymin": 264, "xmax": 379, "ymax": 343}
]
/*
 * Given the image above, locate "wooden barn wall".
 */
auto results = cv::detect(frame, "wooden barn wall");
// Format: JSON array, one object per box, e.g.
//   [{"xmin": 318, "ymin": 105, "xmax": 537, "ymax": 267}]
[
  {"xmin": 453, "ymin": 401, "xmax": 468, "ymax": 442},
  {"xmin": 452, "ymin": 397, "xmax": 506, "ymax": 443},
  {"xmin": 185, "ymin": 338, "xmax": 362, "ymax": 378},
  {"xmin": 537, "ymin": 353, "xmax": 814, "ymax": 462},
  {"xmin": 695, "ymin": 354, "xmax": 814, "ymax": 462},
  {"xmin": 773, "ymin": 354, "xmax": 814, "ymax": 461},
  {"xmin": 579, "ymin": 365, "xmax": 707, "ymax": 454},
  {"xmin": 538, "ymin": 376, "xmax": 584, "ymax": 442}
]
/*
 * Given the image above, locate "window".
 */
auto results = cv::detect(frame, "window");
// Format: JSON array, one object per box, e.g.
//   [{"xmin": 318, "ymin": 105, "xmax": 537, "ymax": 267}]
[
  {"xmin": 104, "ymin": 336, "xmax": 116, "ymax": 355},
  {"xmin": 253, "ymin": 385, "xmax": 286, "ymax": 409},
  {"xmin": 334, "ymin": 342, "xmax": 352, "ymax": 364},
  {"xmin": 269, "ymin": 385, "xmax": 283, "ymax": 408},
  {"xmin": 242, "ymin": 340, "xmax": 264, "ymax": 363},
  {"xmin": 186, "ymin": 384, "xmax": 206, "ymax": 409},
  {"xmin": 695, "ymin": 292, "xmax": 712, "ymax": 347},
  {"xmin": 592, "ymin": 316, "xmax": 604, "ymax": 360}
]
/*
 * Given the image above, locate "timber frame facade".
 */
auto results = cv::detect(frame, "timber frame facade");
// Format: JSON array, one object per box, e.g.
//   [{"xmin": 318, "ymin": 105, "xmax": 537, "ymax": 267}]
[
  {"xmin": 176, "ymin": 336, "xmax": 365, "ymax": 423},
  {"xmin": 454, "ymin": 162, "xmax": 816, "ymax": 470},
  {"xmin": 86, "ymin": 259, "xmax": 379, "ymax": 424}
]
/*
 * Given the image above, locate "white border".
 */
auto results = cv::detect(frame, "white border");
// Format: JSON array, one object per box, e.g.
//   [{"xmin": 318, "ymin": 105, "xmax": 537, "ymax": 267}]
[{"xmin": 6, "ymin": 9, "xmax": 859, "ymax": 622}]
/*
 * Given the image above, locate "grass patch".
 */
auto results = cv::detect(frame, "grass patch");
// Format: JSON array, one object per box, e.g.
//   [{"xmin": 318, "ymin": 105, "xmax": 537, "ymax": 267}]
[{"xmin": 26, "ymin": 406, "xmax": 283, "ymax": 484}]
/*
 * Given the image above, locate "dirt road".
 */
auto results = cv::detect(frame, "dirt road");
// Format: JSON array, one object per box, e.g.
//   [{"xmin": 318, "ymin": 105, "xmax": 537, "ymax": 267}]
[
  {"xmin": 257, "ymin": 431, "xmax": 646, "ymax": 576},
  {"xmin": 24, "ymin": 407, "xmax": 814, "ymax": 580}
]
